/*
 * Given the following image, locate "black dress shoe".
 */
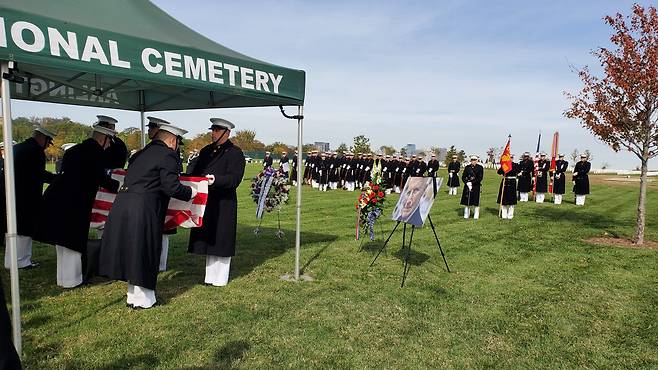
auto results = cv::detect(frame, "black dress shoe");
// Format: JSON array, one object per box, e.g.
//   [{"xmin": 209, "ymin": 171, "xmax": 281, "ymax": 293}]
[{"xmin": 20, "ymin": 261, "xmax": 40, "ymax": 269}]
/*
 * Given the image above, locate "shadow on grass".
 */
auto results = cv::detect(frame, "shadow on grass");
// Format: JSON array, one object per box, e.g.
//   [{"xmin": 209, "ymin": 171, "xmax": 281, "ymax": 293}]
[
  {"xmin": 182, "ymin": 340, "xmax": 251, "ymax": 370},
  {"xmin": 64, "ymin": 354, "xmax": 159, "ymax": 370},
  {"xmin": 157, "ymin": 225, "xmax": 337, "ymax": 304},
  {"xmin": 530, "ymin": 206, "xmax": 631, "ymax": 229}
]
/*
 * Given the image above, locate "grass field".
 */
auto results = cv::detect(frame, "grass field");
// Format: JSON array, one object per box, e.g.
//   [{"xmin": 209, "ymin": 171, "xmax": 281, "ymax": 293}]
[{"xmin": 2, "ymin": 164, "xmax": 658, "ymax": 369}]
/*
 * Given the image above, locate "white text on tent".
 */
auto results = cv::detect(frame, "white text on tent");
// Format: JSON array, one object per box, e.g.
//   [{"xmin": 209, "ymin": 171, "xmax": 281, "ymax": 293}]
[{"xmin": 141, "ymin": 48, "xmax": 283, "ymax": 94}]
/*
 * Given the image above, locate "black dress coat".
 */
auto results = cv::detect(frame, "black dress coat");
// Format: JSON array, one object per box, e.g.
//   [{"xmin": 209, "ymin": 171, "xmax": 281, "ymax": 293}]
[
  {"xmin": 460, "ymin": 164, "xmax": 484, "ymax": 206},
  {"xmin": 13, "ymin": 138, "xmax": 56, "ymax": 237},
  {"xmin": 99, "ymin": 140, "xmax": 192, "ymax": 290},
  {"xmin": 447, "ymin": 161, "xmax": 461, "ymax": 187},
  {"xmin": 0, "ymin": 275, "xmax": 21, "ymax": 370},
  {"xmin": 188, "ymin": 140, "xmax": 245, "ymax": 257},
  {"xmin": 497, "ymin": 163, "xmax": 519, "ymax": 205},
  {"xmin": 427, "ymin": 159, "xmax": 440, "ymax": 177},
  {"xmin": 517, "ymin": 159, "xmax": 534, "ymax": 192},
  {"xmin": 552, "ymin": 160, "xmax": 568, "ymax": 194},
  {"xmin": 535, "ymin": 160, "xmax": 550, "ymax": 192},
  {"xmin": 263, "ymin": 155, "xmax": 273, "ymax": 169},
  {"xmin": 35, "ymin": 138, "xmax": 119, "ymax": 253},
  {"xmin": 573, "ymin": 160, "xmax": 591, "ymax": 195},
  {"xmin": 105, "ymin": 136, "xmax": 128, "ymax": 170}
]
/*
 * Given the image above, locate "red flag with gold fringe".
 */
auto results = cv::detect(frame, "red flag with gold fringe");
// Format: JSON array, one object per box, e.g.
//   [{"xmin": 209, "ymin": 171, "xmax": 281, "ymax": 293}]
[{"xmin": 499, "ymin": 136, "xmax": 512, "ymax": 174}]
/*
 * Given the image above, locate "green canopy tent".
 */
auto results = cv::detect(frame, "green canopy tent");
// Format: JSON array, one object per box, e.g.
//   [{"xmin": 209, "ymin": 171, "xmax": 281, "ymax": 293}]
[{"xmin": 0, "ymin": 0, "xmax": 306, "ymax": 356}]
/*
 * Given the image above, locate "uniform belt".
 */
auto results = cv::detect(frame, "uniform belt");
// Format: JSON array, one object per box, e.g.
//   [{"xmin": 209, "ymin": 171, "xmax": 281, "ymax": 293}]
[{"xmin": 505, "ymin": 177, "xmax": 517, "ymax": 179}]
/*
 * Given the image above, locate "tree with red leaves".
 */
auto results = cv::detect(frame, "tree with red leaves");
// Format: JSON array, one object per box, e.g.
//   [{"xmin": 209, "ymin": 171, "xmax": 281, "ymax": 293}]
[{"xmin": 565, "ymin": 4, "xmax": 658, "ymax": 245}]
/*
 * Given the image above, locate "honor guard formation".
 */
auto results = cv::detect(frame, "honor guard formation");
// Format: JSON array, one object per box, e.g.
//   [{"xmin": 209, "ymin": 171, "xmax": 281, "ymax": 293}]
[{"xmin": 1, "ymin": 115, "xmax": 592, "ymax": 310}]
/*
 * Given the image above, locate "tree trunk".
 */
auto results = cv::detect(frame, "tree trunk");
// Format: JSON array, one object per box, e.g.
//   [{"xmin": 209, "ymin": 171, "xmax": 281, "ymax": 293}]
[{"xmin": 632, "ymin": 157, "xmax": 648, "ymax": 245}]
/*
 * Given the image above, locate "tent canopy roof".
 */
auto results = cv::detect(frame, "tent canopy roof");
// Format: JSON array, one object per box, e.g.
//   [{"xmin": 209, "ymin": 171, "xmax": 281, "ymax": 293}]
[{"xmin": 0, "ymin": 0, "xmax": 305, "ymax": 111}]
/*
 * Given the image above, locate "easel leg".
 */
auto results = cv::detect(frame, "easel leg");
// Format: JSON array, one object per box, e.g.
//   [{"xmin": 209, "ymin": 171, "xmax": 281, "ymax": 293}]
[
  {"xmin": 428, "ymin": 216, "xmax": 450, "ymax": 273},
  {"xmin": 401, "ymin": 223, "xmax": 407, "ymax": 251},
  {"xmin": 401, "ymin": 225, "xmax": 415, "ymax": 287},
  {"xmin": 370, "ymin": 221, "xmax": 400, "ymax": 267}
]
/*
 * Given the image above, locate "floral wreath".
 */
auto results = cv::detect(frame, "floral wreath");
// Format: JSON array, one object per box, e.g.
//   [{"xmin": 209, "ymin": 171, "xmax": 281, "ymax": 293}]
[
  {"xmin": 251, "ymin": 168, "xmax": 291, "ymax": 213},
  {"xmin": 355, "ymin": 170, "xmax": 387, "ymax": 240}
]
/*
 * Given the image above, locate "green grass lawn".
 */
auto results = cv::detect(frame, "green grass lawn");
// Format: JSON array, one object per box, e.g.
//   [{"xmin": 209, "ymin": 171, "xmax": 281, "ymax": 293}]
[{"xmin": 3, "ymin": 164, "xmax": 658, "ymax": 369}]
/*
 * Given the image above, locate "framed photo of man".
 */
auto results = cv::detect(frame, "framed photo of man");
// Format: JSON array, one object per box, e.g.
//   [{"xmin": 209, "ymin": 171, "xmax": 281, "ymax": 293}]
[{"xmin": 391, "ymin": 177, "xmax": 442, "ymax": 226}]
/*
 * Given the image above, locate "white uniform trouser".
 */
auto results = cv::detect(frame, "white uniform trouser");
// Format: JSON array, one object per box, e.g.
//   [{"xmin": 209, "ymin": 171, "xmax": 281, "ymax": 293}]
[
  {"xmin": 463, "ymin": 206, "xmax": 480, "ymax": 219},
  {"xmin": 4, "ymin": 235, "xmax": 33, "ymax": 269},
  {"xmin": 576, "ymin": 195, "xmax": 586, "ymax": 206},
  {"xmin": 205, "ymin": 255, "xmax": 231, "ymax": 286},
  {"xmin": 554, "ymin": 194, "xmax": 563, "ymax": 204},
  {"xmin": 159, "ymin": 235, "xmax": 169, "ymax": 272},
  {"xmin": 330, "ymin": 182, "xmax": 338, "ymax": 190},
  {"xmin": 127, "ymin": 284, "xmax": 156, "ymax": 308},
  {"xmin": 56, "ymin": 245, "xmax": 82, "ymax": 288},
  {"xmin": 536, "ymin": 193, "xmax": 545, "ymax": 203},
  {"xmin": 449, "ymin": 187, "xmax": 458, "ymax": 195},
  {"xmin": 345, "ymin": 181, "xmax": 354, "ymax": 191},
  {"xmin": 519, "ymin": 192, "xmax": 529, "ymax": 202},
  {"xmin": 500, "ymin": 205, "xmax": 515, "ymax": 219},
  {"xmin": 292, "ymin": 180, "xmax": 297, "ymax": 186}
]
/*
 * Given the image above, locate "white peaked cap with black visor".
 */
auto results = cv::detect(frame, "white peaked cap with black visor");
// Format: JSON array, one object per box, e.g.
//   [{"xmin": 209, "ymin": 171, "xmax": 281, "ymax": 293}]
[
  {"xmin": 34, "ymin": 125, "xmax": 56, "ymax": 139},
  {"xmin": 147, "ymin": 116, "xmax": 171, "ymax": 127},
  {"xmin": 96, "ymin": 115, "xmax": 118, "ymax": 125},
  {"xmin": 157, "ymin": 123, "xmax": 188, "ymax": 137},
  {"xmin": 92, "ymin": 124, "xmax": 117, "ymax": 137},
  {"xmin": 209, "ymin": 118, "xmax": 235, "ymax": 130}
]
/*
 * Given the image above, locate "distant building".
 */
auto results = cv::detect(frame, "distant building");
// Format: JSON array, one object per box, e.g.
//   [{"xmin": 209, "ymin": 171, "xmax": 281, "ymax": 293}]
[
  {"xmin": 314, "ymin": 141, "xmax": 330, "ymax": 152},
  {"xmin": 405, "ymin": 144, "xmax": 416, "ymax": 156}
]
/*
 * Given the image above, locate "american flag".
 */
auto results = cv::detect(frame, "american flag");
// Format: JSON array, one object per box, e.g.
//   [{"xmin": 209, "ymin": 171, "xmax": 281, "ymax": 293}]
[{"xmin": 90, "ymin": 169, "xmax": 209, "ymax": 231}]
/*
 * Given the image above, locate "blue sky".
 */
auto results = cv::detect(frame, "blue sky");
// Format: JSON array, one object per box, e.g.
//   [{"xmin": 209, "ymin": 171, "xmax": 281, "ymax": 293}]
[{"xmin": 12, "ymin": 0, "xmax": 654, "ymax": 169}]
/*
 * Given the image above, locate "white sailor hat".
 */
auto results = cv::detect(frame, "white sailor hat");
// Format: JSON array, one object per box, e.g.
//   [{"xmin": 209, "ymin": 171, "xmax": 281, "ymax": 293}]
[
  {"xmin": 96, "ymin": 115, "xmax": 118, "ymax": 126},
  {"xmin": 580, "ymin": 153, "xmax": 587, "ymax": 158},
  {"xmin": 540, "ymin": 152, "xmax": 547, "ymax": 156},
  {"xmin": 431, "ymin": 153, "xmax": 436, "ymax": 157},
  {"xmin": 523, "ymin": 152, "xmax": 530, "ymax": 156},
  {"xmin": 92, "ymin": 124, "xmax": 117, "ymax": 137},
  {"xmin": 265, "ymin": 151, "xmax": 271, "ymax": 154},
  {"xmin": 470, "ymin": 155, "xmax": 479, "ymax": 160},
  {"xmin": 385, "ymin": 154, "xmax": 391, "ymax": 158},
  {"xmin": 333, "ymin": 151, "xmax": 338, "ymax": 155},
  {"xmin": 34, "ymin": 125, "xmax": 56, "ymax": 139},
  {"xmin": 558, "ymin": 153, "xmax": 565, "ymax": 157},
  {"xmin": 282, "ymin": 151, "xmax": 287, "ymax": 154},
  {"xmin": 209, "ymin": 118, "xmax": 235, "ymax": 130},
  {"xmin": 147, "ymin": 116, "xmax": 170, "ymax": 128},
  {"xmin": 157, "ymin": 123, "xmax": 188, "ymax": 137},
  {"xmin": 61, "ymin": 142, "xmax": 76, "ymax": 151}
]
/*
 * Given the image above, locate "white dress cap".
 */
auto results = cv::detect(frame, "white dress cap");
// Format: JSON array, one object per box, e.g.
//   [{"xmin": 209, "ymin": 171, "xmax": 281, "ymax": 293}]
[
  {"xmin": 158, "ymin": 123, "xmax": 188, "ymax": 137},
  {"xmin": 209, "ymin": 118, "xmax": 235, "ymax": 130},
  {"xmin": 92, "ymin": 124, "xmax": 117, "ymax": 137}
]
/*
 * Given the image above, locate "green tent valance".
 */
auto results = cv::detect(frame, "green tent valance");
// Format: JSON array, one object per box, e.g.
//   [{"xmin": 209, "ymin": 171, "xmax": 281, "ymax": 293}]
[{"xmin": 0, "ymin": 0, "xmax": 305, "ymax": 110}]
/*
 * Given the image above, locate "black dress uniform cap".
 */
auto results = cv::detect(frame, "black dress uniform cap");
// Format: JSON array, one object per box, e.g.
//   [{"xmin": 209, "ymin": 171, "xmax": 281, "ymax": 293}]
[
  {"xmin": 61, "ymin": 142, "xmax": 76, "ymax": 151},
  {"xmin": 209, "ymin": 118, "xmax": 235, "ymax": 130}
]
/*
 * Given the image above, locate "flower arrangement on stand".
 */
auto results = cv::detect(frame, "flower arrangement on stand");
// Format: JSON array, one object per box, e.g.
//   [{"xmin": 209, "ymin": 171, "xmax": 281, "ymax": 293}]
[
  {"xmin": 251, "ymin": 167, "xmax": 290, "ymax": 238},
  {"xmin": 355, "ymin": 169, "xmax": 386, "ymax": 241}
]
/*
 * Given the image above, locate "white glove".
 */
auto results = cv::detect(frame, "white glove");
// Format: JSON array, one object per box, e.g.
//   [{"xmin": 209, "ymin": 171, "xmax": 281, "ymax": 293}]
[
  {"xmin": 467, "ymin": 181, "xmax": 473, "ymax": 190},
  {"xmin": 573, "ymin": 172, "xmax": 578, "ymax": 176},
  {"xmin": 395, "ymin": 168, "xmax": 399, "ymax": 172},
  {"xmin": 556, "ymin": 174, "xmax": 561, "ymax": 179},
  {"xmin": 205, "ymin": 174, "xmax": 215, "ymax": 185},
  {"xmin": 330, "ymin": 164, "xmax": 334, "ymax": 168},
  {"xmin": 416, "ymin": 169, "xmax": 420, "ymax": 173},
  {"xmin": 383, "ymin": 167, "xmax": 387, "ymax": 171},
  {"xmin": 365, "ymin": 167, "xmax": 370, "ymax": 171},
  {"xmin": 347, "ymin": 165, "xmax": 351, "ymax": 169},
  {"xmin": 190, "ymin": 186, "xmax": 198, "ymax": 199},
  {"xmin": 449, "ymin": 173, "xmax": 452, "ymax": 177}
]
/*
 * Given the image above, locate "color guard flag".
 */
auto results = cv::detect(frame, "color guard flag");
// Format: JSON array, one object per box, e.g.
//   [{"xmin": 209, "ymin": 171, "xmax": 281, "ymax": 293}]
[
  {"xmin": 499, "ymin": 136, "xmax": 513, "ymax": 174},
  {"xmin": 90, "ymin": 169, "xmax": 208, "ymax": 230}
]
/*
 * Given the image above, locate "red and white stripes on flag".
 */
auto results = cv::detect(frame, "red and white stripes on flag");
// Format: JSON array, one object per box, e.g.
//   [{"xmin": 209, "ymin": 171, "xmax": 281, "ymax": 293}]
[{"xmin": 90, "ymin": 169, "xmax": 209, "ymax": 231}]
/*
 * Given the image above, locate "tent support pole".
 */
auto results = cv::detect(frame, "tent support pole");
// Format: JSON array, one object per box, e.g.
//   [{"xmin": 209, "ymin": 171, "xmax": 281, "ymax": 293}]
[
  {"xmin": 295, "ymin": 106, "xmax": 303, "ymax": 280},
  {"xmin": 1, "ymin": 60, "xmax": 22, "ymax": 356},
  {"xmin": 139, "ymin": 90, "xmax": 146, "ymax": 148}
]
